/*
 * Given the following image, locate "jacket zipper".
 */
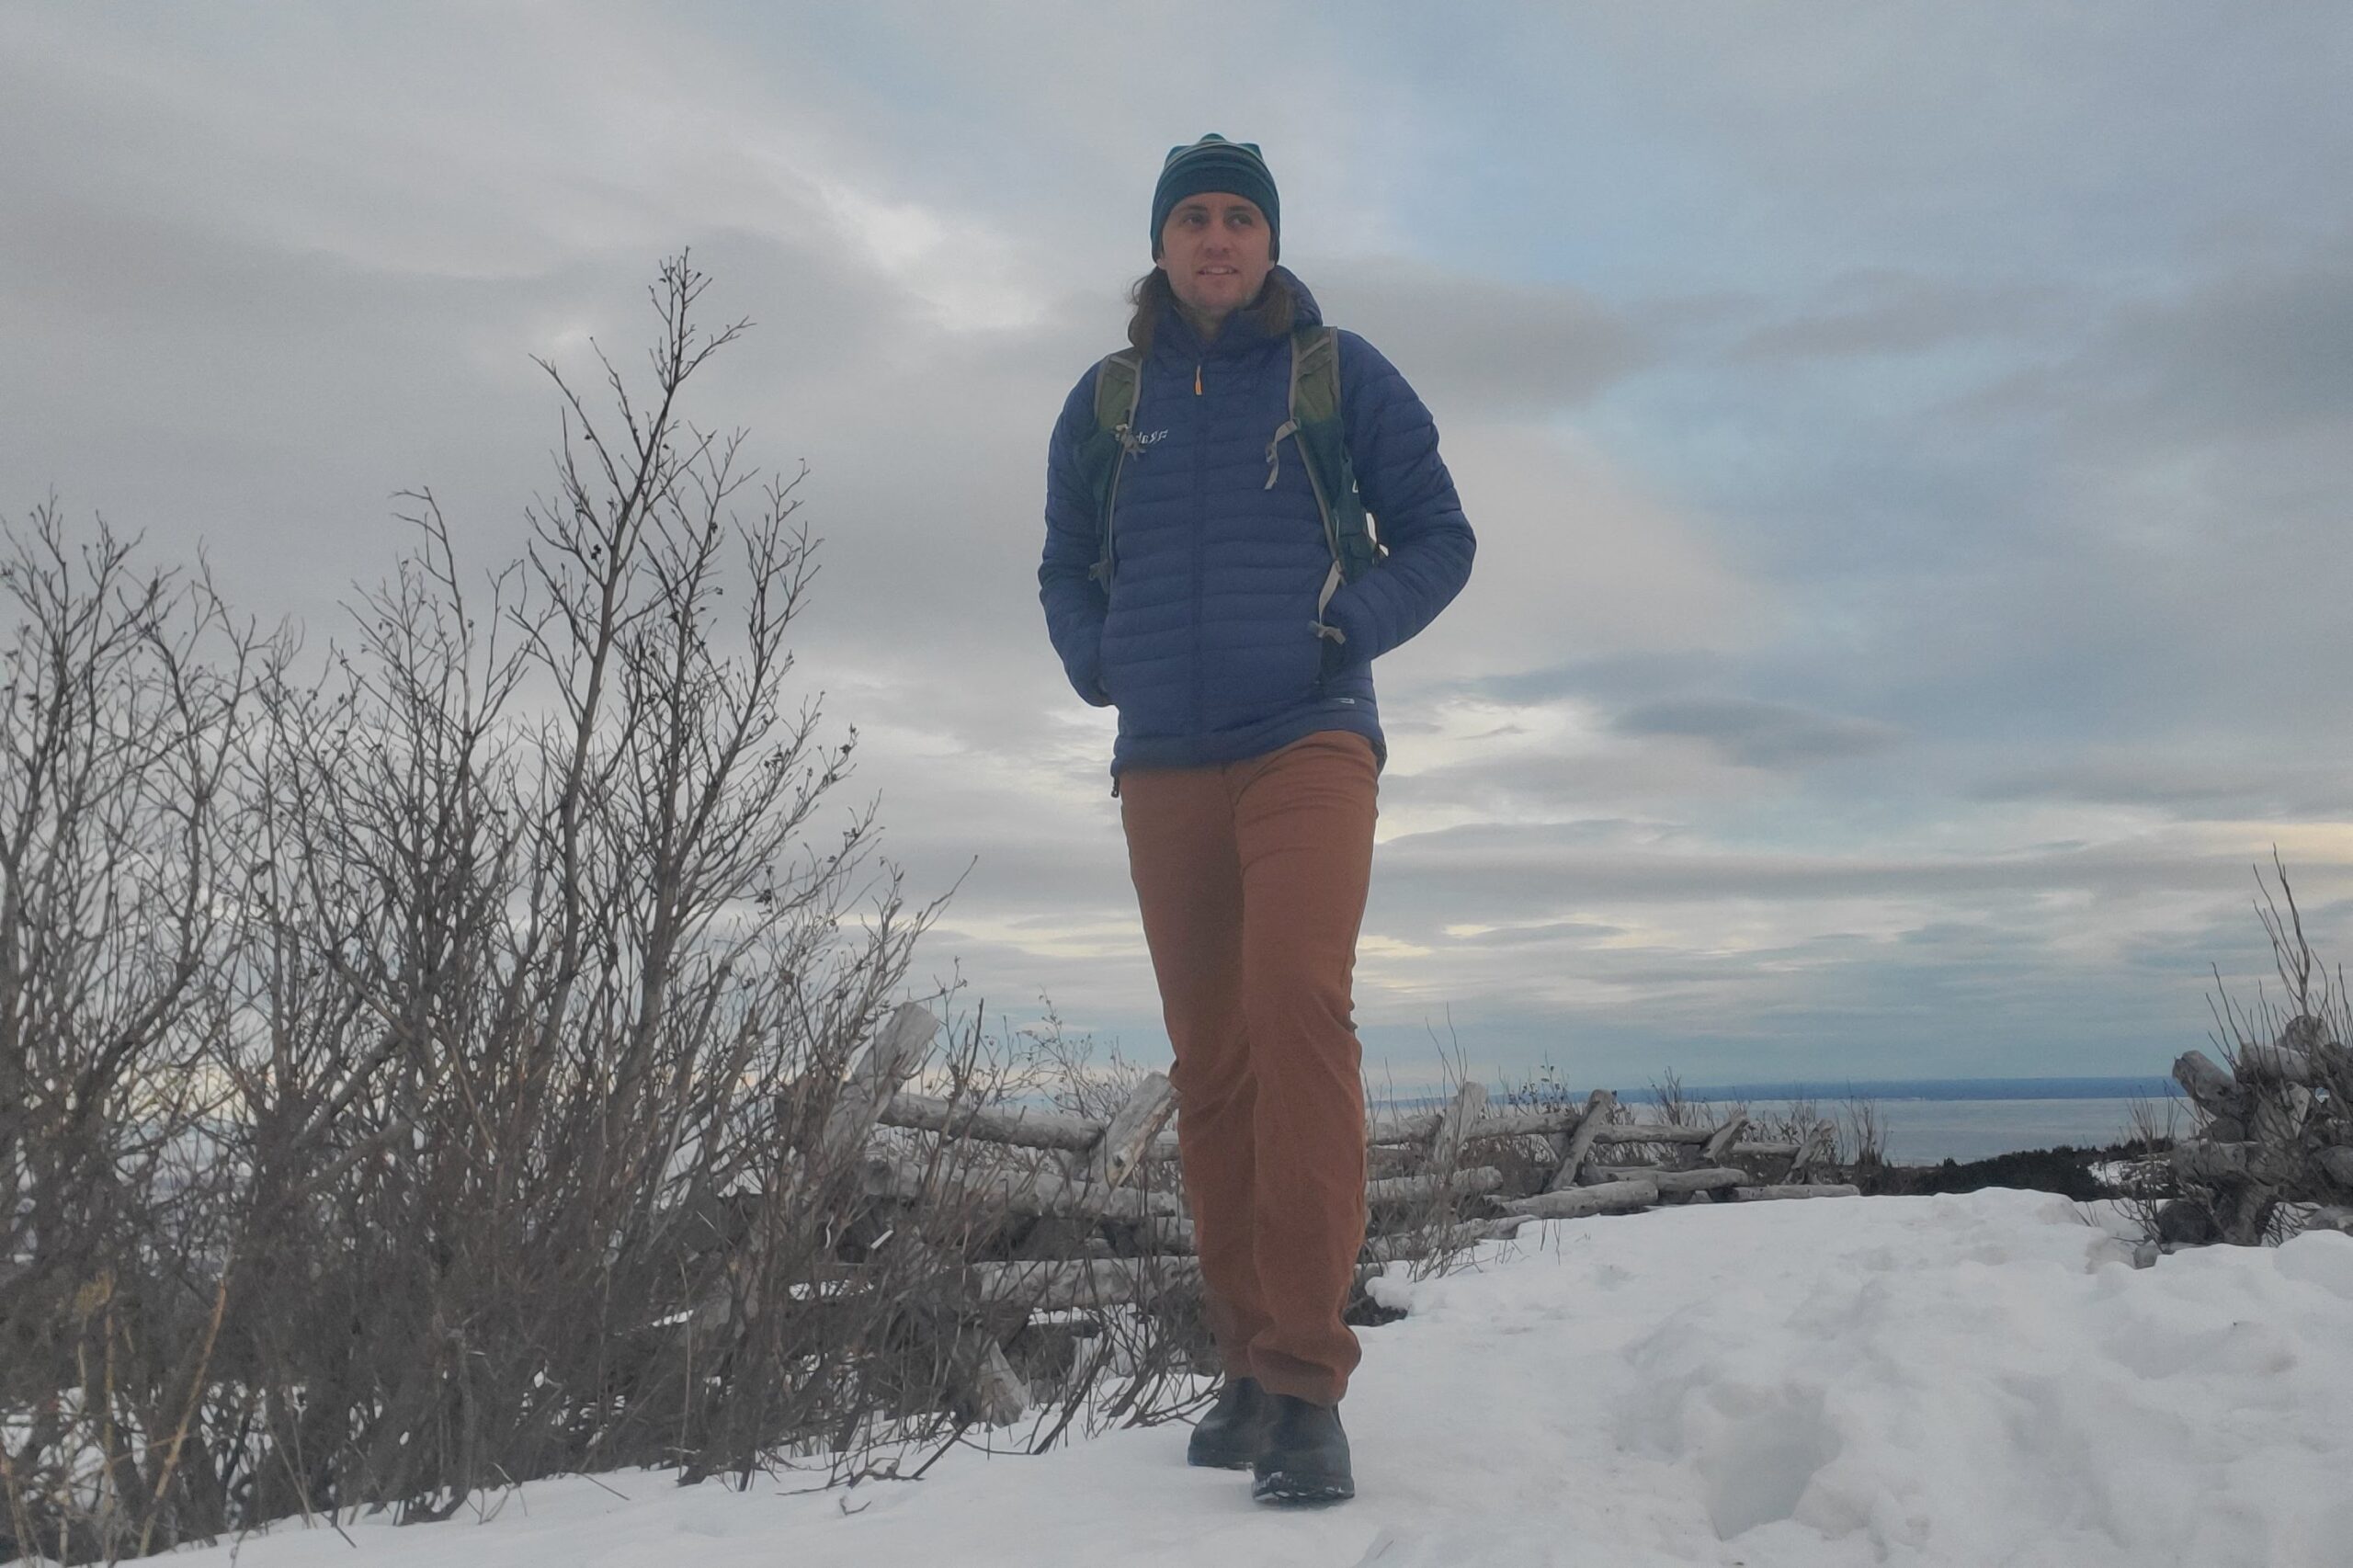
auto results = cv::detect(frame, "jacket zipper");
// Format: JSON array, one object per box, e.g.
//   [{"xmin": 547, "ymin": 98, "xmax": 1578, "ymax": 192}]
[{"xmin": 1189, "ymin": 358, "xmax": 1208, "ymax": 737}]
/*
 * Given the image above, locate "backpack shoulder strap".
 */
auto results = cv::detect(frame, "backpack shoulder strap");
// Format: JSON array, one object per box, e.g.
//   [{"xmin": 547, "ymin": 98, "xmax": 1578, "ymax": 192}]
[
  {"xmin": 1286, "ymin": 326, "xmax": 1381, "ymax": 597},
  {"xmin": 1077, "ymin": 349, "xmax": 1144, "ymax": 584},
  {"xmin": 1289, "ymin": 323, "xmax": 1343, "ymax": 428},
  {"xmin": 1095, "ymin": 347, "xmax": 1143, "ymax": 435}
]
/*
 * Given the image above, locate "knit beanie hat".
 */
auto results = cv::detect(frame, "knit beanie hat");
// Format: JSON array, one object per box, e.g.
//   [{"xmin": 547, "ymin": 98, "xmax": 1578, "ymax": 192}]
[{"xmin": 1151, "ymin": 134, "xmax": 1280, "ymax": 259}]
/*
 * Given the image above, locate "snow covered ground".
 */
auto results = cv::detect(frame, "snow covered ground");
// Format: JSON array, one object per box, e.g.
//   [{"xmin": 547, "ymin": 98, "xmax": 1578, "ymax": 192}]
[{"xmin": 146, "ymin": 1190, "xmax": 2353, "ymax": 1568}]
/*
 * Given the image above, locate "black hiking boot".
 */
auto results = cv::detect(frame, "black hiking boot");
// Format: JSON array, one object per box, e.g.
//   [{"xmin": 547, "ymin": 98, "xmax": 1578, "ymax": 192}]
[
  {"xmin": 1186, "ymin": 1376, "xmax": 1271, "ymax": 1470},
  {"xmin": 1251, "ymin": 1394, "xmax": 1354, "ymax": 1505}
]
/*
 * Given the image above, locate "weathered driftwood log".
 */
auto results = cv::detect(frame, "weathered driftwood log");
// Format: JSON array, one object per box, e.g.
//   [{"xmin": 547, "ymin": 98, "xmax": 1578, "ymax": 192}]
[
  {"xmin": 1366, "ymin": 1165, "xmax": 1506, "ymax": 1207},
  {"xmin": 2172, "ymin": 1138, "xmax": 2332, "ymax": 1196},
  {"xmin": 1369, "ymin": 1109, "xmax": 1444, "ymax": 1146},
  {"xmin": 2165, "ymin": 1133, "xmax": 2288, "ymax": 1244},
  {"xmin": 968, "ymin": 1256, "xmax": 1201, "ymax": 1312},
  {"xmin": 1590, "ymin": 1165, "xmax": 1748, "ymax": 1195},
  {"xmin": 1374, "ymin": 1099, "xmax": 1806, "ymax": 1153},
  {"xmin": 2224, "ymin": 1182, "xmax": 2279, "ymax": 1245},
  {"xmin": 1733, "ymin": 1184, "xmax": 1861, "ymax": 1201},
  {"xmin": 2245, "ymin": 1017, "xmax": 2352, "ymax": 1081},
  {"xmin": 862, "ymin": 1154, "xmax": 1182, "ymax": 1222},
  {"xmin": 816, "ymin": 1003, "xmax": 938, "ymax": 1166},
  {"xmin": 2279, "ymin": 1014, "xmax": 2331, "ymax": 1051},
  {"xmin": 1500, "ymin": 1177, "xmax": 1657, "ymax": 1220},
  {"xmin": 2155, "ymin": 1199, "xmax": 2221, "ymax": 1245},
  {"xmin": 877, "ymin": 1091, "xmax": 1103, "ymax": 1153},
  {"xmin": 1475, "ymin": 1107, "xmax": 1577, "ymax": 1140},
  {"xmin": 711, "ymin": 1004, "xmax": 936, "ymax": 1323},
  {"xmin": 2171, "ymin": 1140, "xmax": 2256, "ymax": 1185},
  {"xmin": 1367, "ymin": 1102, "xmax": 1787, "ymax": 1154},
  {"xmin": 2247, "ymin": 1084, "xmax": 2314, "ymax": 1150},
  {"xmin": 1430, "ymin": 1081, "xmax": 1490, "ymax": 1176},
  {"xmin": 1360, "ymin": 1217, "xmax": 1529, "ymax": 1263},
  {"xmin": 1784, "ymin": 1121, "xmax": 1835, "ymax": 1182},
  {"xmin": 1544, "ymin": 1089, "xmax": 1619, "ymax": 1193},
  {"xmin": 1008, "ymin": 1216, "xmax": 1105, "ymax": 1260},
  {"xmin": 1086, "ymin": 1073, "xmax": 1177, "ymax": 1189},
  {"xmin": 1700, "ymin": 1114, "xmax": 1750, "ymax": 1165},
  {"xmin": 1727, "ymin": 1140, "xmax": 1802, "ymax": 1163},
  {"xmin": 2236, "ymin": 1040, "xmax": 2321, "ymax": 1085},
  {"xmin": 2173, "ymin": 1050, "xmax": 2251, "ymax": 1120},
  {"xmin": 969, "ymin": 1340, "xmax": 1028, "ymax": 1426},
  {"xmin": 1590, "ymin": 1122, "xmax": 1717, "ymax": 1146}
]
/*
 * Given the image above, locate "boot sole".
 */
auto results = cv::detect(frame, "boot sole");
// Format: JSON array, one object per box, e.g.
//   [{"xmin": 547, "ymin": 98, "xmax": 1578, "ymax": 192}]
[{"xmin": 1251, "ymin": 1470, "xmax": 1355, "ymax": 1506}]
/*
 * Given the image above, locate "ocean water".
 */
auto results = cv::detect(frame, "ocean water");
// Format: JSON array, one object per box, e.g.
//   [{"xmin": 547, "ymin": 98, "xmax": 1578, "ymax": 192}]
[
  {"xmin": 1656, "ymin": 1074, "xmax": 2183, "ymax": 1158},
  {"xmin": 1651, "ymin": 1077, "xmax": 2186, "ymax": 1165},
  {"xmin": 1386, "ymin": 1077, "xmax": 2188, "ymax": 1166},
  {"xmin": 1731, "ymin": 1095, "xmax": 2179, "ymax": 1165}
]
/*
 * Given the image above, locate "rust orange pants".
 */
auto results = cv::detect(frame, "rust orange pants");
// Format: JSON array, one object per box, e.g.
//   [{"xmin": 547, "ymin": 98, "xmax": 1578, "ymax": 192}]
[{"xmin": 1119, "ymin": 729, "xmax": 1378, "ymax": 1406}]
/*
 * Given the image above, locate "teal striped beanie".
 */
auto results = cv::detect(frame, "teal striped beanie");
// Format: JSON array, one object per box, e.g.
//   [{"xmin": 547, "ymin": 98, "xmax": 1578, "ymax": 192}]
[{"xmin": 1151, "ymin": 134, "xmax": 1280, "ymax": 259}]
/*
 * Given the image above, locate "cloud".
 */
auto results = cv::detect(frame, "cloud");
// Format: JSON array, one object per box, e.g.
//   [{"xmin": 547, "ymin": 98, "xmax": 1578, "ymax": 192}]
[
  {"xmin": 1313, "ymin": 257, "xmax": 1651, "ymax": 414},
  {"xmin": 1610, "ymin": 697, "xmax": 1901, "ymax": 768},
  {"xmin": 1446, "ymin": 918, "xmax": 1628, "ymax": 948},
  {"xmin": 1973, "ymin": 757, "xmax": 2353, "ymax": 824},
  {"xmin": 1434, "ymin": 653, "xmax": 1738, "ymax": 710},
  {"xmin": 1973, "ymin": 261, "xmax": 2353, "ymax": 448},
  {"xmin": 1727, "ymin": 269, "xmax": 2065, "ymax": 363},
  {"xmin": 4, "ymin": 1, "xmax": 2350, "ymax": 1091},
  {"xmin": 1390, "ymin": 426, "xmax": 1768, "ymax": 681}
]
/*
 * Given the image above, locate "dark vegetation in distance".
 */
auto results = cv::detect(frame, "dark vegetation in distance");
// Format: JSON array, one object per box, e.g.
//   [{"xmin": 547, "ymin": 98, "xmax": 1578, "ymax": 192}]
[{"xmin": 1851, "ymin": 1135, "xmax": 2177, "ymax": 1204}]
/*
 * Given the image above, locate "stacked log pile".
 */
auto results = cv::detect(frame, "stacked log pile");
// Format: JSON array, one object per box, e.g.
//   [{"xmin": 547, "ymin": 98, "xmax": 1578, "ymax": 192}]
[
  {"xmin": 2162, "ymin": 1014, "xmax": 2353, "ymax": 1245},
  {"xmin": 801, "ymin": 1019, "xmax": 1854, "ymax": 1425}
]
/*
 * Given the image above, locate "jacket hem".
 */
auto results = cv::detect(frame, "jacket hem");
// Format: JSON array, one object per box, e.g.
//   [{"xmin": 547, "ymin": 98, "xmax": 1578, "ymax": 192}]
[{"xmin": 1110, "ymin": 703, "xmax": 1385, "ymax": 778}]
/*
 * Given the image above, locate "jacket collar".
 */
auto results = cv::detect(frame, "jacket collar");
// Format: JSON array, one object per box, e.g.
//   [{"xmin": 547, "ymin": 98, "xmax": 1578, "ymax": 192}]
[{"xmin": 1152, "ymin": 265, "xmax": 1324, "ymax": 362}]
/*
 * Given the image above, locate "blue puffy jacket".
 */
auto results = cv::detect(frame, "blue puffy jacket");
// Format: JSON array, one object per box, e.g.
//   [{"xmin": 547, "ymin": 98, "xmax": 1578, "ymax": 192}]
[{"xmin": 1039, "ymin": 269, "xmax": 1475, "ymax": 782}]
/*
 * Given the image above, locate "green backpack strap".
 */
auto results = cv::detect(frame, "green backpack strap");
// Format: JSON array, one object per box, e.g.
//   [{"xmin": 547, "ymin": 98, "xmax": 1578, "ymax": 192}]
[
  {"xmin": 1077, "ymin": 348, "xmax": 1144, "ymax": 585},
  {"xmin": 1279, "ymin": 325, "xmax": 1381, "ymax": 635}
]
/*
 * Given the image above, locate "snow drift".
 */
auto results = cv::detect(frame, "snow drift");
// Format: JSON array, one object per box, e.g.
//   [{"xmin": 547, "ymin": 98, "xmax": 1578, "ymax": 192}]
[{"xmin": 136, "ymin": 1189, "xmax": 2353, "ymax": 1568}]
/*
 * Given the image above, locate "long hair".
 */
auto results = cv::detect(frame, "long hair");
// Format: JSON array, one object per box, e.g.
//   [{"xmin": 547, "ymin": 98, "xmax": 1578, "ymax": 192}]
[{"xmin": 1125, "ymin": 267, "xmax": 1300, "ymax": 353}]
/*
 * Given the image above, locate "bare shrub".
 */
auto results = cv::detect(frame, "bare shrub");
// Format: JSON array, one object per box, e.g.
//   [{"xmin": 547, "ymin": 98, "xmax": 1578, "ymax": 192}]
[
  {"xmin": 1017, "ymin": 999, "xmax": 1150, "ymax": 1124},
  {"xmin": 1743, "ymin": 1092, "xmax": 1824, "ymax": 1148},
  {"xmin": 2210, "ymin": 856, "xmax": 2352, "ymax": 1083},
  {"xmin": 0, "ymin": 505, "xmax": 263, "ymax": 1563},
  {"xmin": 2152, "ymin": 856, "xmax": 2351, "ymax": 1248},
  {"xmin": 3, "ymin": 257, "xmax": 1028, "ymax": 1559},
  {"xmin": 1839, "ymin": 1094, "xmax": 1892, "ymax": 1174},
  {"xmin": 2108, "ymin": 1095, "xmax": 2186, "ymax": 1234}
]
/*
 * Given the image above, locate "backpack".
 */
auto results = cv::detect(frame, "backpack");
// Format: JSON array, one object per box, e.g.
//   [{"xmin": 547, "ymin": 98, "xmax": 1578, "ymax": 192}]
[{"xmin": 1075, "ymin": 325, "xmax": 1383, "ymax": 638}]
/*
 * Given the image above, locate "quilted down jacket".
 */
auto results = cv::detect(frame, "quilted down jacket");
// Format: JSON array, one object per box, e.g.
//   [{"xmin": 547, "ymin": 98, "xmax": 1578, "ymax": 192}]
[{"xmin": 1039, "ymin": 269, "xmax": 1474, "ymax": 781}]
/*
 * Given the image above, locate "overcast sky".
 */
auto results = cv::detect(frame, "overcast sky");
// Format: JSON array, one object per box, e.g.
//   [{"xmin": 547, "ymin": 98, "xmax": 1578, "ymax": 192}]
[{"xmin": 6, "ymin": 2, "xmax": 2349, "ymax": 1092}]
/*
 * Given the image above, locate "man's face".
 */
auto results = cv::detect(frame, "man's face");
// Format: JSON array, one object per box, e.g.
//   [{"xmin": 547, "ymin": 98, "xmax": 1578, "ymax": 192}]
[{"xmin": 1155, "ymin": 192, "xmax": 1274, "ymax": 329}]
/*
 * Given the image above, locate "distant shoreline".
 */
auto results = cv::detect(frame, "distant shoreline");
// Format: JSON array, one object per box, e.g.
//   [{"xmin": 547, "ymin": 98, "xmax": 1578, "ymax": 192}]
[
  {"xmin": 1376, "ymin": 1076, "xmax": 2181, "ymax": 1112},
  {"xmin": 1364, "ymin": 1077, "xmax": 2187, "ymax": 1165},
  {"xmin": 1628, "ymin": 1076, "xmax": 2180, "ymax": 1106}
]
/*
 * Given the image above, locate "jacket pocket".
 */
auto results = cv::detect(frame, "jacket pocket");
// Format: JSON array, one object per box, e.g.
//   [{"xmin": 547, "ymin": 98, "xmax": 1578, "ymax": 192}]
[
  {"xmin": 1094, "ymin": 623, "xmax": 1118, "ymax": 705},
  {"xmin": 1087, "ymin": 624, "xmax": 1113, "ymax": 706}
]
